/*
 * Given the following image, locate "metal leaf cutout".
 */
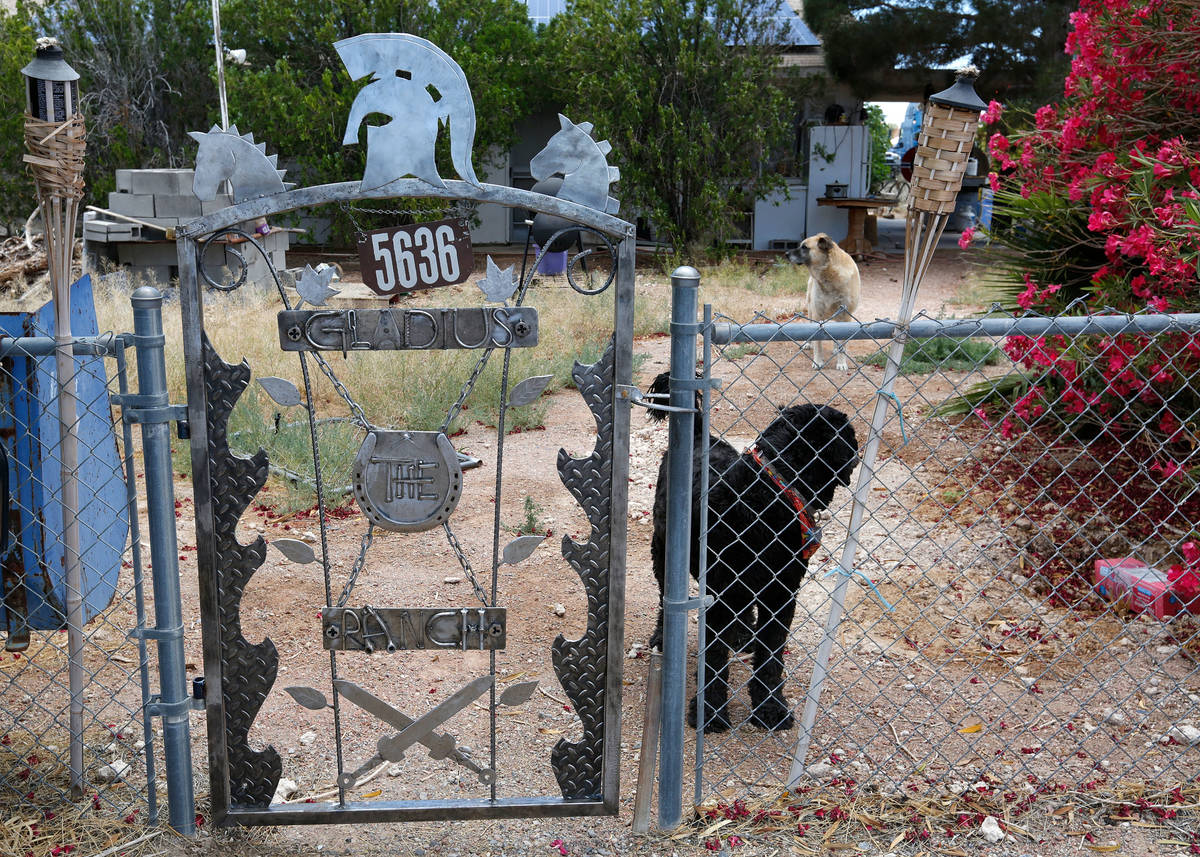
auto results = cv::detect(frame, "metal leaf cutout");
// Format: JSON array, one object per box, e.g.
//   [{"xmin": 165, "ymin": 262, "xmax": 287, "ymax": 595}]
[
  {"xmin": 296, "ymin": 263, "xmax": 340, "ymax": 307},
  {"xmin": 272, "ymin": 538, "xmax": 317, "ymax": 564},
  {"xmin": 502, "ymin": 534, "xmax": 546, "ymax": 566},
  {"xmin": 258, "ymin": 376, "xmax": 302, "ymax": 407},
  {"xmin": 284, "ymin": 686, "xmax": 329, "ymax": 710},
  {"xmin": 498, "ymin": 680, "xmax": 538, "ymax": 707},
  {"xmin": 476, "ymin": 256, "xmax": 517, "ymax": 304},
  {"xmin": 508, "ymin": 375, "xmax": 553, "ymax": 408}
]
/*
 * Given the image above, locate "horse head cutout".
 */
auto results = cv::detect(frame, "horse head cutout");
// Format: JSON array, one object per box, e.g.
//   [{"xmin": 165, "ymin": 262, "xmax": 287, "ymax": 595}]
[
  {"xmin": 529, "ymin": 114, "xmax": 620, "ymax": 216},
  {"xmin": 336, "ymin": 33, "xmax": 480, "ymax": 191},
  {"xmin": 189, "ymin": 125, "xmax": 290, "ymax": 204}
]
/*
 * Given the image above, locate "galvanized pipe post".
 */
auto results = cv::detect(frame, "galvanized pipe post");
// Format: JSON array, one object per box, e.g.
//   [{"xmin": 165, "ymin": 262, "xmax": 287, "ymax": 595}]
[
  {"xmin": 130, "ymin": 286, "xmax": 196, "ymax": 834},
  {"xmin": 658, "ymin": 265, "xmax": 700, "ymax": 830}
]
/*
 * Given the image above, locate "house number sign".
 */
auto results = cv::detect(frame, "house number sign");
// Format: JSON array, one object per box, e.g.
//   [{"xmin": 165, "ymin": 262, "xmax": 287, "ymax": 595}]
[{"xmin": 357, "ymin": 217, "xmax": 473, "ymax": 295}]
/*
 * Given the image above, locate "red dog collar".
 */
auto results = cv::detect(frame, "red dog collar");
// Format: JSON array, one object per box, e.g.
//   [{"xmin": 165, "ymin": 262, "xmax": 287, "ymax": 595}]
[{"xmin": 749, "ymin": 445, "xmax": 821, "ymax": 561}]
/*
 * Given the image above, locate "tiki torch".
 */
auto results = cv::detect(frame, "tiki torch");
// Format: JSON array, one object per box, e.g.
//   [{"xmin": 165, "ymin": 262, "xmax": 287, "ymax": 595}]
[
  {"xmin": 788, "ymin": 68, "xmax": 988, "ymax": 787},
  {"xmin": 22, "ymin": 37, "xmax": 88, "ymax": 797}
]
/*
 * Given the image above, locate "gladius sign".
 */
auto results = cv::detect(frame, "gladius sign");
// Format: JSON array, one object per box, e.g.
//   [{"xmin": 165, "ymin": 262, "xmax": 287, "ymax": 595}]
[{"xmin": 358, "ymin": 217, "xmax": 473, "ymax": 295}]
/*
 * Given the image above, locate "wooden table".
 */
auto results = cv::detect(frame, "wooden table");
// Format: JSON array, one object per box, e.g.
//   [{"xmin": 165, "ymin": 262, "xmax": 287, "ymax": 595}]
[{"xmin": 817, "ymin": 197, "xmax": 895, "ymax": 258}]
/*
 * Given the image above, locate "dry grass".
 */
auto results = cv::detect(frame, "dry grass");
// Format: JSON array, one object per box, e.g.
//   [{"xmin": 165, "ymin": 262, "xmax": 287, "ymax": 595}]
[
  {"xmin": 0, "ymin": 725, "xmax": 165, "ymax": 857},
  {"xmin": 676, "ymin": 781, "xmax": 1200, "ymax": 853}
]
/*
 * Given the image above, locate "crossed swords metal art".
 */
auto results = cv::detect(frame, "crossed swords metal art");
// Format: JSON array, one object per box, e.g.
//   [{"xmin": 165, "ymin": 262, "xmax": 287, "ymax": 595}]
[{"xmin": 285, "ymin": 677, "xmax": 538, "ymax": 789}]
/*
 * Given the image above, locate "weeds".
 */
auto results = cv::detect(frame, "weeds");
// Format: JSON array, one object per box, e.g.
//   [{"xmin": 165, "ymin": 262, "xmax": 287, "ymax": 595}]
[
  {"xmin": 863, "ymin": 336, "xmax": 1003, "ymax": 374},
  {"xmin": 506, "ymin": 495, "xmax": 547, "ymax": 536}
]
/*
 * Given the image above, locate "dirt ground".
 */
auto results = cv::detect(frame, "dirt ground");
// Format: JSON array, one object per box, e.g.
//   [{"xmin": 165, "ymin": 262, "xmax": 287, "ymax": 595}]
[{"xmin": 6, "ymin": 230, "xmax": 1196, "ymax": 856}]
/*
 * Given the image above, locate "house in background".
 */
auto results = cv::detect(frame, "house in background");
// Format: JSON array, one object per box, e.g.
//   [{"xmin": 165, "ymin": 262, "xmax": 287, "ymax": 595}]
[{"xmin": 472, "ymin": 0, "xmax": 871, "ymax": 251}]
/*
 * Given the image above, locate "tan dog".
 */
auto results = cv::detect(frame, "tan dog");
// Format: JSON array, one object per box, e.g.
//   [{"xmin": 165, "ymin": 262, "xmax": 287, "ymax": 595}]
[{"xmin": 786, "ymin": 234, "xmax": 861, "ymax": 370}]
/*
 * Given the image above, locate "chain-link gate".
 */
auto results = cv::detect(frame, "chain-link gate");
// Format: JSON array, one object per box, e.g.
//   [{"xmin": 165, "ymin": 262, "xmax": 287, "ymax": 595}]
[
  {"xmin": 659, "ymin": 300, "xmax": 1200, "ymax": 839},
  {"xmin": 2, "ymin": 279, "xmax": 197, "ymax": 842},
  {"xmin": 177, "ymin": 35, "xmax": 636, "ymax": 825}
]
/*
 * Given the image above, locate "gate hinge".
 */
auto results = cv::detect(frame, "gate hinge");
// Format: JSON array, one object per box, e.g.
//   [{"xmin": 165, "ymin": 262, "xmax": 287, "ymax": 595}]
[
  {"xmin": 145, "ymin": 694, "xmax": 193, "ymax": 719},
  {"xmin": 127, "ymin": 624, "xmax": 184, "ymax": 643},
  {"xmin": 112, "ymin": 395, "xmax": 190, "ymax": 439}
]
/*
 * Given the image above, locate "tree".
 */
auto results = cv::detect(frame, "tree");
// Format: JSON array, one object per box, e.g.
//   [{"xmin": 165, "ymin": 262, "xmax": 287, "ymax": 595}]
[
  {"xmin": 35, "ymin": 0, "xmax": 215, "ymax": 201},
  {"xmin": 0, "ymin": 4, "xmax": 37, "ymax": 232},
  {"xmin": 546, "ymin": 0, "xmax": 794, "ymax": 256},
  {"xmin": 24, "ymin": 0, "xmax": 544, "ymax": 234},
  {"xmin": 864, "ymin": 104, "xmax": 890, "ymax": 192},
  {"xmin": 802, "ymin": 0, "xmax": 1074, "ymax": 103}
]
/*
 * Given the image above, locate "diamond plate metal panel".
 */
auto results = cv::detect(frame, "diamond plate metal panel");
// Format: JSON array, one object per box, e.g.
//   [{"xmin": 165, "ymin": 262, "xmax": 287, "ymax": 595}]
[
  {"xmin": 203, "ymin": 334, "xmax": 282, "ymax": 807},
  {"xmin": 551, "ymin": 338, "xmax": 614, "ymax": 799}
]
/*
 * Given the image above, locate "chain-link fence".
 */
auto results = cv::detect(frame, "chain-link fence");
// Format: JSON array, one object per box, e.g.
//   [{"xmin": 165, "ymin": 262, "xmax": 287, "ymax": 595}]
[
  {"xmin": 668, "ymin": 305, "xmax": 1200, "ymax": 838},
  {"xmin": 1, "ymin": 294, "xmax": 186, "ymax": 846}
]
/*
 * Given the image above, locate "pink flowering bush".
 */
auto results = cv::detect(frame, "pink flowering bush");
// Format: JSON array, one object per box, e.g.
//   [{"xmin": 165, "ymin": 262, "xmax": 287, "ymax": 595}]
[
  {"xmin": 982, "ymin": 0, "xmax": 1200, "ymax": 454},
  {"xmin": 1166, "ymin": 540, "xmax": 1200, "ymax": 609}
]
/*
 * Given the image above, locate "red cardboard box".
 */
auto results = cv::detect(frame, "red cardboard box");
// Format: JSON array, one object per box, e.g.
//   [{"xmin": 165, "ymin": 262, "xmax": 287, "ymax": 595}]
[
  {"xmin": 1093, "ymin": 557, "xmax": 1149, "ymax": 606},
  {"xmin": 1128, "ymin": 569, "xmax": 1188, "ymax": 620},
  {"xmin": 1094, "ymin": 557, "xmax": 1190, "ymax": 620}
]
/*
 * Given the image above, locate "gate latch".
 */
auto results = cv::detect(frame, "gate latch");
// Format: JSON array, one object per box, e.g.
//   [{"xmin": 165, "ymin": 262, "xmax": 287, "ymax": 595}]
[{"xmin": 617, "ymin": 385, "xmax": 694, "ymax": 414}]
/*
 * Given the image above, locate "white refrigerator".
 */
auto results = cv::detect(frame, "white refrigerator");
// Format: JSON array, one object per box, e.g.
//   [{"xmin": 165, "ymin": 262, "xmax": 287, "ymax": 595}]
[{"xmin": 804, "ymin": 124, "xmax": 872, "ymax": 243}]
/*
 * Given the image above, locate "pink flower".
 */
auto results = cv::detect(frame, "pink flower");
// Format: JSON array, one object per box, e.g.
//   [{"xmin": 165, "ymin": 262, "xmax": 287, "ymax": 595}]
[
  {"xmin": 983, "ymin": 100, "xmax": 1004, "ymax": 125},
  {"xmin": 958, "ymin": 228, "xmax": 975, "ymax": 249},
  {"xmin": 550, "ymin": 838, "xmax": 568, "ymax": 856},
  {"xmin": 1151, "ymin": 460, "xmax": 1185, "ymax": 479}
]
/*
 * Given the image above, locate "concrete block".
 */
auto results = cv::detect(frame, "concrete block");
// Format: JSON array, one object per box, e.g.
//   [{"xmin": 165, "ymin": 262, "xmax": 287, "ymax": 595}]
[
  {"xmin": 114, "ymin": 169, "xmax": 134, "ymax": 192},
  {"xmin": 128, "ymin": 265, "xmax": 174, "ymax": 287},
  {"xmin": 118, "ymin": 241, "xmax": 178, "ymax": 267},
  {"xmin": 83, "ymin": 219, "xmax": 135, "ymax": 241},
  {"xmin": 199, "ymin": 242, "xmax": 232, "ymax": 270},
  {"xmin": 107, "ymin": 192, "xmax": 156, "ymax": 218},
  {"xmin": 128, "ymin": 169, "xmax": 194, "ymax": 196},
  {"xmin": 201, "ymin": 194, "xmax": 234, "ymax": 215},
  {"xmin": 153, "ymin": 194, "xmax": 202, "ymax": 218},
  {"xmin": 139, "ymin": 217, "xmax": 179, "ymax": 233}
]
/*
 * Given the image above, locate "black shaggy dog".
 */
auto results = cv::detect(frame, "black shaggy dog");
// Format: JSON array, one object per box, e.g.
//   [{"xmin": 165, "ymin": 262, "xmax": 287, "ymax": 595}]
[{"xmin": 646, "ymin": 372, "xmax": 859, "ymax": 732}]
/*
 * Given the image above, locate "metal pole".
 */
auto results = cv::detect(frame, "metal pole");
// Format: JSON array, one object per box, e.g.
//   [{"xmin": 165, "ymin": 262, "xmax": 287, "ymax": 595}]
[
  {"xmin": 658, "ymin": 265, "xmax": 699, "ymax": 830},
  {"xmin": 210, "ymin": 0, "xmax": 229, "ymax": 131},
  {"xmin": 130, "ymin": 286, "xmax": 196, "ymax": 834}
]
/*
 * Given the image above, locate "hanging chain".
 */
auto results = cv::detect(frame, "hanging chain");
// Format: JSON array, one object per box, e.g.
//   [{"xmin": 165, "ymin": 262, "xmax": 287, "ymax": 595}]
[
  {"xmin": 339, "ymin": 199, "xmax": 477, "ymax": 242},
  {"xmin": 335, "ymin": 523, "xmax": 376, "ymax": 608},
  {"xmin": 443, "ymin": 522, "xmax": 491, "ymax": 607},
  {"xmin": 441, "ymin": 343, "xmax": 495, "ymax": 435},
  {"xmin": 311, "ymin": 351, "xmax": 374, "ymax": 431}
]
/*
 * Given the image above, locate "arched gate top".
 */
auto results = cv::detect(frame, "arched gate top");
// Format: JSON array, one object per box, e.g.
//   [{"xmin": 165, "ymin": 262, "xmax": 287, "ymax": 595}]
[{"xmin": 176, "ymin": 179, "xmax": 635, "ymax": 243}]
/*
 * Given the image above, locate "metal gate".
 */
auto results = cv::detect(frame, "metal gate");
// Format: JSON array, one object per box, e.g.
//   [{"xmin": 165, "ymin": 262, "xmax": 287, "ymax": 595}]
[{"xmin": 177, "ymin": 33, "xmax": 634, "ymax": 825}]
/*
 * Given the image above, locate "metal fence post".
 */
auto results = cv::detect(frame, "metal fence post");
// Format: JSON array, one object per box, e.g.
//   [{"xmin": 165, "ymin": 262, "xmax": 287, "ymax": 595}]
[
  {"xmin": 130, "ymin": 286, "xmax": 196, "ymax": 834},
  {"xmin": 658, "ymin": 265, "xmax": 700, "ymax": 830}
]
